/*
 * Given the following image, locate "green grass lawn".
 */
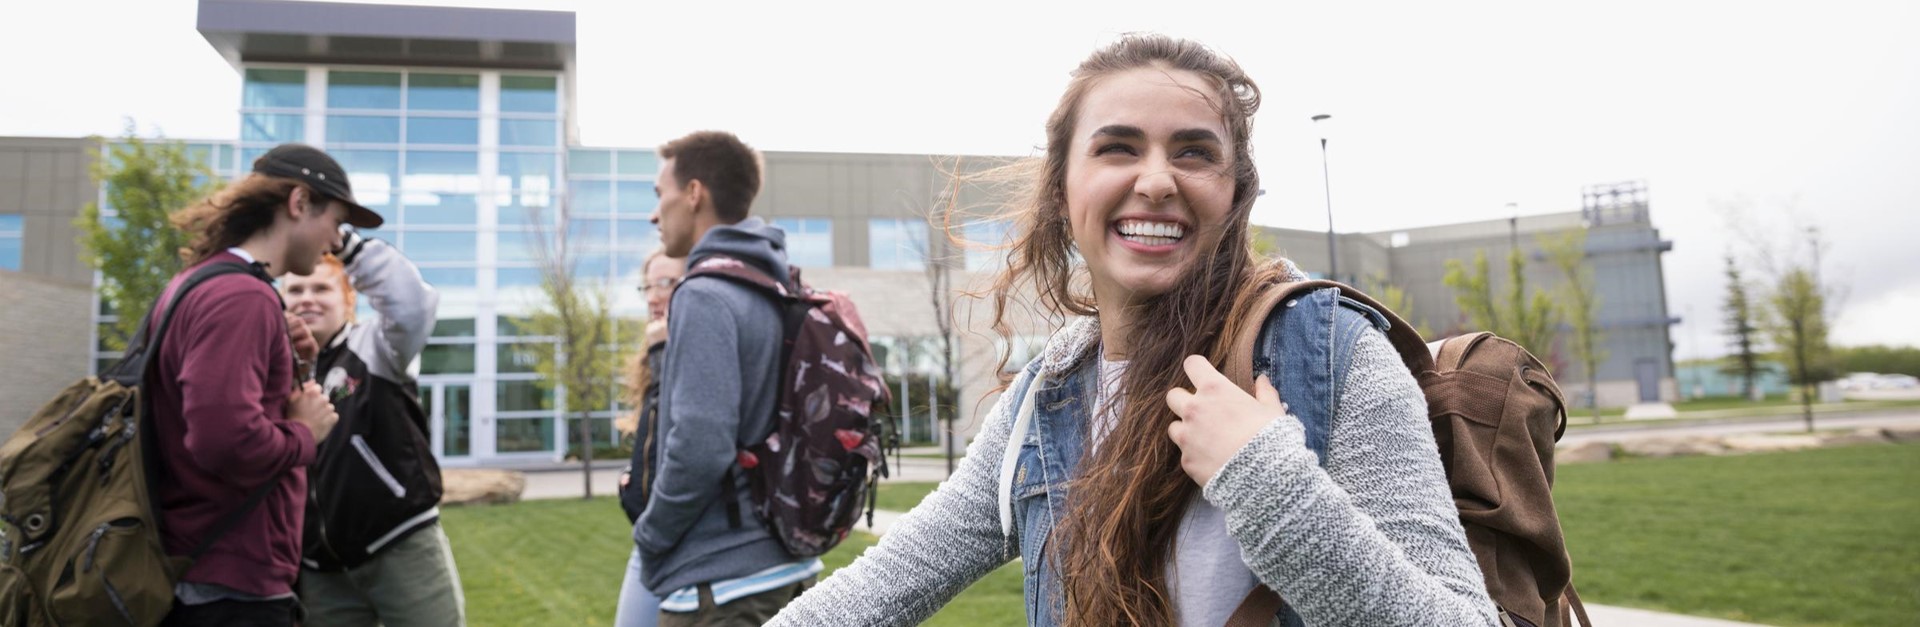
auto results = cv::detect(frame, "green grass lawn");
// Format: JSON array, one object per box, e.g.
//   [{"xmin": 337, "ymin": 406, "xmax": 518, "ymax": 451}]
[
  {"xmin": 1555, "ymin": 443, "xmax": 1920, "ymax": 626},
  {"xmin": 445, "ymin": 444, "xmax": 1917, "ymax": 626}
]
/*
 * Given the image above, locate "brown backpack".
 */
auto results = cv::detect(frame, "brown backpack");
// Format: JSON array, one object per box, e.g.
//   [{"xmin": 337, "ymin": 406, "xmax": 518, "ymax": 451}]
[{"xmin": 1220, "ymin": 280, "xmax": 1592, "ymax": 627}]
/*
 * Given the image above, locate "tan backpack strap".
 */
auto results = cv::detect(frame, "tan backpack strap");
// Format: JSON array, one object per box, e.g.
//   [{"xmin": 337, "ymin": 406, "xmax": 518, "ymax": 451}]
[
  {"xmin": 1225, "ymin": 585, "xmax": 1283, "ymax": 627},
  {"xmin": 1565, "ymin": 581, "xmax": 1594, "ymax": 627},
  {"xmin": 1221, "ymin": 280, "xmax": 1322, "ymax": 392},
  {"xmin": 1434, "ymin": 331, "xmax": 1489, "ymax": 371}
]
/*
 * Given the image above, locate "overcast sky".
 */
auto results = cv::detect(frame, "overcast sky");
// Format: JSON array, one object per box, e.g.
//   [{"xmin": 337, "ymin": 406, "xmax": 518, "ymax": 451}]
[{"xmin": 5, "ymin": 0, "xmax": 1916, "ymax": 358}]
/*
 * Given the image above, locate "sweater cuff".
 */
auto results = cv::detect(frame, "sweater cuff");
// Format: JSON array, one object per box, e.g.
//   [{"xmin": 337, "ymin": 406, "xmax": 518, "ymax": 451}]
[{"xmin": 1202, "ymin": 413, "xmax": 1314, "ymax": 507}]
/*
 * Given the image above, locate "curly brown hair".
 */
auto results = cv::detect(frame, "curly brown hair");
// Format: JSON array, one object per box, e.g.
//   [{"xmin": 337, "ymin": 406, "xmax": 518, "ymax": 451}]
[{"xmin": 170, "ymin": 174, "xmax": 329, "ymax": 265}]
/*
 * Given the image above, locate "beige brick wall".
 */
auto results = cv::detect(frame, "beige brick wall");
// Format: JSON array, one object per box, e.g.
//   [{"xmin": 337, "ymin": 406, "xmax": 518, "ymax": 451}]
[{"xmin": 0, "ymin": 270, "xmax": 93, "ymax": 437}]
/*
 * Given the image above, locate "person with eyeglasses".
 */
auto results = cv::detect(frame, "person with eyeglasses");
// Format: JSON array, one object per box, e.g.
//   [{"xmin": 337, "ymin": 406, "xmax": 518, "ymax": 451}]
[{"xmin": 612, "ymin": 249, "xmax": 686, "ymax": 627}]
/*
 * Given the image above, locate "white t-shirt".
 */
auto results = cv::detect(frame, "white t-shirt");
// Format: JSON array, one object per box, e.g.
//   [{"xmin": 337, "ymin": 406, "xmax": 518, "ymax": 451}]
[{"xmin": 1093, "ymin": 358, "xmax": 1261, "ymax": 627}]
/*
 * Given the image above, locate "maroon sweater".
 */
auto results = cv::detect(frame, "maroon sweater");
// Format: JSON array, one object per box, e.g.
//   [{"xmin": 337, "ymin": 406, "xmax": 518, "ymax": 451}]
[{"xmin": 146, "ymin": 252, "xmax": 316, "ymax": 597}]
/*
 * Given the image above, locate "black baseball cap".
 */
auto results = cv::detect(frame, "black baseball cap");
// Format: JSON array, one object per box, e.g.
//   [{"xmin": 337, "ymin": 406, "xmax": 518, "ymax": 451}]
[{"xmin": 251, "ymin": 143, "xmax": 385, "ymax": 229}]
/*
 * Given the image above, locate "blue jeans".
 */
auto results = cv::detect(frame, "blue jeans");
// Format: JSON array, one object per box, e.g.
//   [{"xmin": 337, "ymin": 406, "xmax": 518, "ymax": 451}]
[{"xmin": 614, "ymin": 547, "xmax": 660, "ymax": 627}]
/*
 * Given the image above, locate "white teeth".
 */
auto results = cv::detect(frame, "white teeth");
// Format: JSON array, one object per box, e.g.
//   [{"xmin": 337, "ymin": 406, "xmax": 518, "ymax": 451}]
[{"xmin": 1116, "ymin": 219, "xmax": 1186, "ymax": 241}]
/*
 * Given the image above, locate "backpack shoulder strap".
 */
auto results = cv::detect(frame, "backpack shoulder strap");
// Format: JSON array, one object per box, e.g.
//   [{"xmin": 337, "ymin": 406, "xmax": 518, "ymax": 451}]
[
  {"xmin": 684, "ymin": 254, "xmax": 794, "ymax": 300},
  {"xmin": 103, "ymin": 262, "xmax": 258, "ymax": 386}
]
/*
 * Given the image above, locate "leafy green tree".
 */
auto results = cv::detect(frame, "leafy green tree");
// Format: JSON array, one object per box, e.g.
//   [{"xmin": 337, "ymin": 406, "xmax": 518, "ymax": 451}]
[
  {"xmin": 74, "ymin": 129, "xmax": 216, "ymax": 350},
  {"xmin": 1443, "ymin": 248, "xmax": 1560, "ymax": 360},
  {"xmin": 1763, "ymin": 267, "xmax": 1833, "ymax": 432},
  {"xmin": 1361, "ymin": 274, "xmax": 1432, "ymax": 338},
  {"xmin": 519, "ymin": 211, "xmax": 620, "ymax": 498},
  {"xmin": 1831, "ymin": 345, "xmax": 1920, "ymax": 378},
  {"xmin": 1719, "ymin": 254, "xmax": 1765, "ymax": 400},
  {"xmin": 1542, "ymin": 231, "xmax": 1606, "ymax": 418}
]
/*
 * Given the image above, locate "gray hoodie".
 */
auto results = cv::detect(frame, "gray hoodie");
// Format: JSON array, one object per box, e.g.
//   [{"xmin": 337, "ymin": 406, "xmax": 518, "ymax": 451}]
[{"xmin": 634, "ymin": 217, "xmax": 795, "ymax": 595}]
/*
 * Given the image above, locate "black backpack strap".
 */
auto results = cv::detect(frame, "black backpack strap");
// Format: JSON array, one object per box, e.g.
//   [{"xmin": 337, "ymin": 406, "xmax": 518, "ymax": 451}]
[{"xmin": 103, "ymin": 262, "xmax": 259, "ymax": 386}]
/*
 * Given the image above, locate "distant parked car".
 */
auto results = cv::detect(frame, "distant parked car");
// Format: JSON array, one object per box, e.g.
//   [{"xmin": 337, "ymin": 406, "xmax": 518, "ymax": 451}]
[
  {"xmin": 1839, "ymin": 372, "xmax": 1883, "ymax": 392},
  {"xmin": 1874, "ymin": 374, "xmax": 1918, "ymax": 389}
]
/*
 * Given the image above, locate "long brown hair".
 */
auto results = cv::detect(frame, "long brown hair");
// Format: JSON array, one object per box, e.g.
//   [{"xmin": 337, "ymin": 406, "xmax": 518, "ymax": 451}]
[
  {"xmin": 171, "ymin": 174, "xmax": 323, "ymax": 265},
  {"xmin": 978, "ymin": 33, "xmax": 1288, "ymax": 626},
  {"xmin": 617, "ymin": 250, "xmax": 682, "ymax": 435}
]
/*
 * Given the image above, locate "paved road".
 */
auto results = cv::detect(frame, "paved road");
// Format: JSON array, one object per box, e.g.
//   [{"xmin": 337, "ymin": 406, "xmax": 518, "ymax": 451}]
[{"xmin": 1560, "ymin": 411, "xmax": 1920, "ymax": 446}]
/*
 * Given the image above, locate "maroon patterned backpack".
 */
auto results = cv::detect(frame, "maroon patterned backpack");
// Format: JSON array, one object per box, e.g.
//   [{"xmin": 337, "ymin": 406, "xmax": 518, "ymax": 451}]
[{"xmin": 686, "ymin": 254, "xmax": 895, "ymax": 558}]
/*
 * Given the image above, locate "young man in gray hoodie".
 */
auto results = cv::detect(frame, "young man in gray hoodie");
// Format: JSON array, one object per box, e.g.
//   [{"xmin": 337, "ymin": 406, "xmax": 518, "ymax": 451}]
[{"xmin": 636, "ymin": 130, "xmax": 813, "ymax": 626}]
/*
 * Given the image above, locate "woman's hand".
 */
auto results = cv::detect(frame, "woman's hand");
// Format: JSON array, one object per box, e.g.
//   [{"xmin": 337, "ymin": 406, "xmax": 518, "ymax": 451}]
[{"xmin": 1165, "ymin": 355, "xmax": 1288, "ymax": 486}]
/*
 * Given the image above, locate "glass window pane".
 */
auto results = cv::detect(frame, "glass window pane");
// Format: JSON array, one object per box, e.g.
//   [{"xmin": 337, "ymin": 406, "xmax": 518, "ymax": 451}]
[
  {"xmin": 407, "ymin": 73, "xmax": 479, "ymax": 111},
  {"xmin": 869, "ymin": 219, "xmax": 927, "ymax": 271},
  {"xmin": 500, "ymin": 343, "xmax": 550, "ymax": 374},
  {"xmin": 498, "ymin": 203, "xmax": 556, "ymax": 229},
  {"xmin": 964, "ymin": 221, "xmax": 1012, "ymax": 272},
  {"xmin": 1, "ymin": 235, "xmax": 23, "ymax": 271},
  {"xmin": 497, "ymin": 267, "xmax": 543, "ymax": 287},
  {"xmin": 441, "ymin": 385, "xmax": 471, "ymax": 456},
  {"xmin": 419, "ymin": 343, "xmax": 474, "ymax": 374},
  {"xmin": 616, "ymin": 150, "xmax": 658, "ymax": 176},
  {"xmin": 407, "ymin": 117, "xmax": 479, "ymax": 145},
  {"xmin": 500, "ymin": 119, "xmax": 557, "ymax": 147},
  {"xmin": 331, "ymin": 150, "xmax": 399, "ymax": 206},
  {"xmin": 500, "ymin": 75, "xmax": 558, "ymax": 113},
  {"xmin": 615, "ymin": 182, "xmax": 657, "ymax": 216},
  {"xmin": 617, "ymin": 219, "xmax": 656, "ymax": 252},
  {"xmin": 617, "ymin": 251, "xmax": 648, "ymax": 283},
  {"xmin": 498, "ymin": 153, "xmax": 557, "ymax": 220},
  {"xmin": 243, "ymin": 69, "xmax": 305, "ymax": 109},
  {"xmin": 570, "ymin": 180, "xmax": 612, "ymax": 214},
  {"xmin": 0, "ymin": 215, "xmax": 21, "ymax": 231},
  {"xmin": 569, "ymin": 149, "xmax": 612, "ymax": 175},
  {"xmin": 399, "ymin": 231, "xmax": 476, "ymax": 263},
  {"xmin": 431, "ymin": 317, "xmax": 476, "ymax": 337},
  {"xmin": 242, "ymin": 113, "xmax": 304, "ymax": 143},
  {"xmin": 326, "ymin": 115, "xmax": 399, "ymax": 144},
  {"xmin": 328, "ymin": 71, "xmax": 402, "ymax": 109},
  {"xmin": 404, "ymin": 151, "xmax": 480, "ymax": 193},
  {"xmin": 402, "ymin": 192, "xmax": 478, "ymax": 226},
  {"xmin": 240, "ymin": 146, "xmax": 272, "ymax": 171},
  {"xmin": 574, "ymin": 253, "xmax": 611, "ymax": 280},
  {"xmin": 496, "ymin": 418, "xmax": 554, "ymax": 452},
  {"xmin": 497, "ymin": 230, "xmax": 545, "ymax": 263},
  {"xmin": 417, "ymin": 267, "xmax": 477, "ymax": 288},
  {"xmin": 218, "ymin": 145, "xmax": 237, "ymax": 173},
  {"xmin": 568, "ymin": 218, "xmax": 613, "ymax": 249},
  {"xmin": 497, "ymin": 315, "xmax": 537, "ymax": 337},
  {"xmin": 774, "ymin": 218, "xmax": 833, "ymax": 268}
]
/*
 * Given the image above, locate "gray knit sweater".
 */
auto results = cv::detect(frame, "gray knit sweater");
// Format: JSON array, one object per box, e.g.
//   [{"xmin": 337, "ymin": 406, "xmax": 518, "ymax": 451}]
[{"xmin": 768, "ymin": 317, "xmax": 1499, "ymax": 626}]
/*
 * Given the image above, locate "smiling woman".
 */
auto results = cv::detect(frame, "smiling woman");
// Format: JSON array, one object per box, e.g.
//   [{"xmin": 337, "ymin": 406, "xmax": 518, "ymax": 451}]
[{"xmin": 766, "ymin": 34, "xmax": 1499, "ymax": 627}]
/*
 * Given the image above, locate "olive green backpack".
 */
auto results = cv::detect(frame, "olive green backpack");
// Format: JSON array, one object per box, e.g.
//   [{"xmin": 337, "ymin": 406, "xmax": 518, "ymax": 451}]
[{"xmin": 0, "ymin": 262, "xmax": 280, "ymax": 626}]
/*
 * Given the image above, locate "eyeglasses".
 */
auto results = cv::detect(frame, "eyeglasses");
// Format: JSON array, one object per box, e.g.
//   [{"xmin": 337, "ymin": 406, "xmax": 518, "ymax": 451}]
[{"xmin": 639, "ymin": 277, "xmax": 682, "ymax": 294}]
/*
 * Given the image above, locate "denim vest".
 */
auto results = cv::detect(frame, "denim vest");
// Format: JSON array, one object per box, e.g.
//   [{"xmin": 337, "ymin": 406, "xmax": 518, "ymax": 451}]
[{"xmin": 1007, "ymin": 287, "xmax": 1393, "ymax": 627}]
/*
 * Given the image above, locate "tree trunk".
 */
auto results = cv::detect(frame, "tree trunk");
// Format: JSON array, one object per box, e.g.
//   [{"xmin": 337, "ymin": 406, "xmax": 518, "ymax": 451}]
[
  {"xmin": 1588, "ymin": 369, "xmax": 1601, "ymax": 424},
  {"xmin": 581, "ymin": 409, "xmax": 595, "ymax": 499}
]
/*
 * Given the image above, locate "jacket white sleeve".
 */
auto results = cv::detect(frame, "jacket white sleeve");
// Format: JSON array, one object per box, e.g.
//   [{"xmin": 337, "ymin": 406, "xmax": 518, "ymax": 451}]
[{"xmin": 342, "ymin": 236, "xmax": 439, "ymax": 381}]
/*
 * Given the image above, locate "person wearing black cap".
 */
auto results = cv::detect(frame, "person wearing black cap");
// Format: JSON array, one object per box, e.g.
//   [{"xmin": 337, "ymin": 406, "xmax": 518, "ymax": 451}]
[{"xmin": 150, "ymin": 143, "xmax": 382, "ymax": 626}]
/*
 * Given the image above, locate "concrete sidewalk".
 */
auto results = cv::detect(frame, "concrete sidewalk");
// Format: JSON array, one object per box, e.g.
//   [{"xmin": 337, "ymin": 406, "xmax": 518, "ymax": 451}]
[{"xmin": 855, "ymin": 509, "xmax": 1770, "ymax": 627}]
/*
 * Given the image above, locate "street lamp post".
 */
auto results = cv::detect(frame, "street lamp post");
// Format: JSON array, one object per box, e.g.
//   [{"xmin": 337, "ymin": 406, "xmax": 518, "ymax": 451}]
[{"xmin": 1311, "ymin": 114, "xmax": 1337, "ymax": 282}]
